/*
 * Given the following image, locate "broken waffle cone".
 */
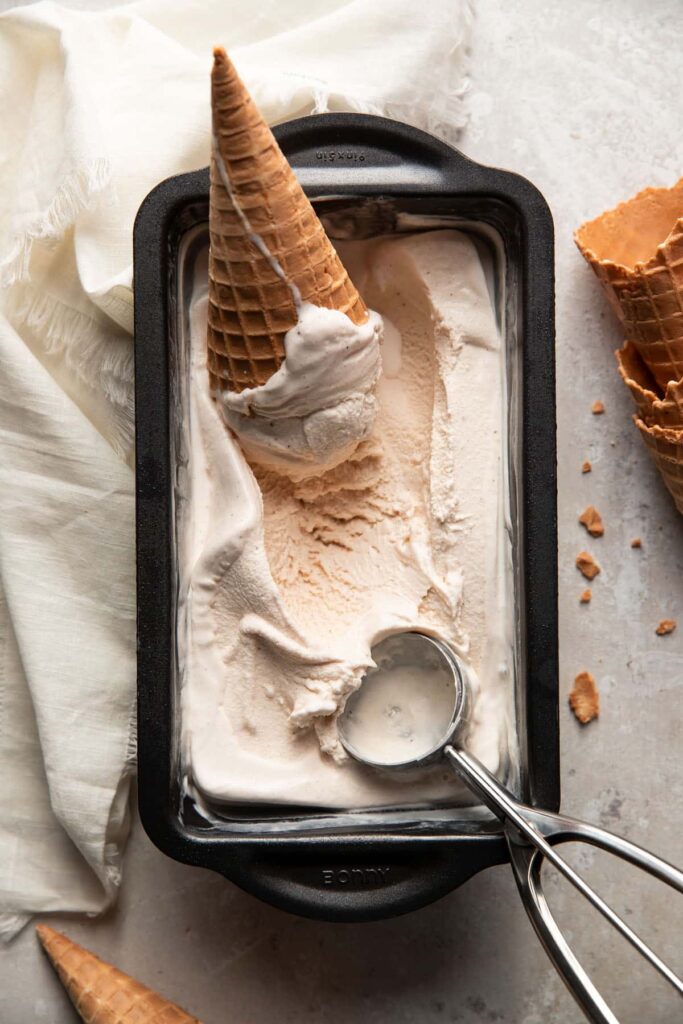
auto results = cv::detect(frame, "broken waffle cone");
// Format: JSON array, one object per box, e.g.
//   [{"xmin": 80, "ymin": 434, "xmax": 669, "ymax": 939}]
[
  {"xmin": 207, "ymin": 46, "xmax": 367, "ymax": 393},
  {"xmin": 655, "ymin": 377, "xmax": 683, "ymax": 428},
  {"xmin": 36, "ymin": 925, "xmax": 201, "ymax": 1023},
  {"xmin": 635, "ymin": 418, "xmax": 683, "ymax": 514},
  {"xmin": 575, "ymin": 177, "xmax": 683, "ymax": 390},
  {"xmin": 616, "ymin": 341, "xmax": 683, "ymax": 428},
  {"xmin": 616, "ymin": 342, "xmax": 683, "ymax": 514}
]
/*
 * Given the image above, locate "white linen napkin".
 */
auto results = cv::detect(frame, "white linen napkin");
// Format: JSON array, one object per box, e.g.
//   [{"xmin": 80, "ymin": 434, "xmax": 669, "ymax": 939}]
[{"xmin": 0, "ymin": 0, "xmax": 472, "ymax": 939}]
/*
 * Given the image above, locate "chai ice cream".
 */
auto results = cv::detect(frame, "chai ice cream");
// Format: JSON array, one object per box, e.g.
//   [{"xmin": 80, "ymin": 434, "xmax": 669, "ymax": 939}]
[
  {"xmin": 179, "ymin": 228, "xmax": 514, "ymax": 809},
  {"xmin": 216, "ymin": 300, "xmax": 383, "ymax": 478}
]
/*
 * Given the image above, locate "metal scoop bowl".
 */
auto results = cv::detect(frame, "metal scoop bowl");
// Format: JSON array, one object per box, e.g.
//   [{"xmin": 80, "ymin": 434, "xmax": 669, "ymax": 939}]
[
  {"xmin": 339, "ymin": 632, "xmax": 471, "ymax": 770},
  {"xmin": 339, "ymin": 631, "xmax": 683, "ymax": 1024}
]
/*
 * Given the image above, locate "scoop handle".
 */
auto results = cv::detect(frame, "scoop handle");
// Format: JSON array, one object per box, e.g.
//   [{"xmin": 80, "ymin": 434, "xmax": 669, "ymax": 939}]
[
  {"xmin": 445, "ymin": 746, "xmax": 683, "ymax": 1022},
  {"xmin": 508, "ymin": 841, "xmax": 619, "ymax": 1024}
]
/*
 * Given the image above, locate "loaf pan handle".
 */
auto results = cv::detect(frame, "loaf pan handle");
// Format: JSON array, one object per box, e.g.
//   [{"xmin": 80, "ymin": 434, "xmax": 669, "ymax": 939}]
[
  {"xmin": 274, "ymin": 113, "xmax": 485, "ymax": 195},
  {"xmin": 217, "ymin": 834, "xmax": 508, "ymax": 923}
]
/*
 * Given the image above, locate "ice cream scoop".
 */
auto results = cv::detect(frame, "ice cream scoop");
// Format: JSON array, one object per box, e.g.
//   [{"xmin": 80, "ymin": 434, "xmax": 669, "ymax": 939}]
[
  {"xmin": 340, "ymin": 632, "xmax": 683, "ymax": 1024},
  {"xmin": 338, "ymin": 632, "xmax": 471, "ymax": 768}
]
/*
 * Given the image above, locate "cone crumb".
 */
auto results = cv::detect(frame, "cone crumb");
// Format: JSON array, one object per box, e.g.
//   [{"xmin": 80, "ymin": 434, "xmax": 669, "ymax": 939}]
[
  {"xmin": 656, "ymin": 619, "xmax": 677, "ymax": 636},
  {"xmin": 631, "ymin": 537, "xmax": 642, "ymax": 548},
  {"xmin": 580, "ymin": 589, "xmax": 592, "ymax": 604},
  {"xmin": 576, "ymin": 551, "xmax": 600, "ymax": 580},
  {"xmin": 592, "ymin": 400, "xmax": 605, "ymax": 414},
  {"xmin": 582, "ymin": 460, "xmax": 592, "ymax": 473},
  {"xmin": 569, "ymin": 671, "xmax": 600, "ymax": 724},
  {"xmin": 579, "ymin": 506, "xmax": 604, "ymax": 537}
]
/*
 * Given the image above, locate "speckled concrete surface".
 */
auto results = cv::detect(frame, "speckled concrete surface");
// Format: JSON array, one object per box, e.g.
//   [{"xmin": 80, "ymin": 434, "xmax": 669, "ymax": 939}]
[{"xmin": 2, "ymin": 2, "xmax": 682, "ymax": 1022}]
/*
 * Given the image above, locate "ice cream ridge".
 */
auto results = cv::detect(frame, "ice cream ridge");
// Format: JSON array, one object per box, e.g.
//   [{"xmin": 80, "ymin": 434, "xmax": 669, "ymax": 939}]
[
  {"xmin": 207, "ymin": 46, "xmax": 383, "ymax": 477},
  {"xmin": 181, "ymin": 47, "xmax": 513, "ymax": 809}
]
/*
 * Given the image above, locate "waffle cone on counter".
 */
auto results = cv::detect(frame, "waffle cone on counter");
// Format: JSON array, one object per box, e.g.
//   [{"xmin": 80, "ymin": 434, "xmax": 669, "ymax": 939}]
[
  {"xmin": 575, "ymin": 177, "xmax": 683, "ymax": 390},
  {"xmin": 36, "ymin": 925, "xmax": 201, "ymax": 1023},
  {"xmin": 635, "ymin": 419, "xmax": 683, "ymax": 513},
  {"xmin": 616, "ymin": 342, "xmax": 683, "ymax": 428},
  {"xmin": 207, "ymin": 46, "xmax": 367, "ymax": 393},
  {"xmin": 616, "ymin": 342, "xmax": 683, "ymax": 513},
  {"xmin": 576, "ymin": 177, "xmax": 683, "ymax": 515}
]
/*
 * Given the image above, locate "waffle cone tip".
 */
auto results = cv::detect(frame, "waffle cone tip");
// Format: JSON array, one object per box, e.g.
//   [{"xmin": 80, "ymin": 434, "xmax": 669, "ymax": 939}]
[
  {"xmin": 36, "ymin": 923, "xmax": 70, "ymax": 958},
  {"xmin": 36, "ymin": 923, "xmax": 107, "ymax": 977},
  {"xmin": 211, "ymin": 45, "xmax": 234, "ymax": 91},
  {"xmin": 211, "ymin": 47, "xmax": 241, "ymax": 128}
]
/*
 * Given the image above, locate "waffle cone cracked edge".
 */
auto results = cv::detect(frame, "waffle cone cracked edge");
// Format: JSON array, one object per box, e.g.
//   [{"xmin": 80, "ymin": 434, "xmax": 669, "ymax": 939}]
[
  {"xmin": 207, "ymin": 47, "xmax": 367, "ymax": 394},
  {"xmin": 574, "ymin": 177, "xmax": 683, "ymax": 390},
  {"xmin": 616, "ymin": 341, "xmax": 683, "ymax": 428},
  {"xmin": 635, "ymin": 418, "xmax": 683, "ymax": 514},
  {"xmin": 36, "ymin": 925, "xmax": 201, "ymax": 1023},
  {"xmin": 576, "ymin": 177, "xmax": 683, "ymax": 515},
  {"xmin": 615, "ymin": 333, "xmax": 683, "ymax": 516}
]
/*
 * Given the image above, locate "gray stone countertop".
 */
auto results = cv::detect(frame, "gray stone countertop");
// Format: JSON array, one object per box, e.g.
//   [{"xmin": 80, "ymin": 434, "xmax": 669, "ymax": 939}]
[{"xmin": 2, "ymin": 2, "xmax": 681, "ymax": 1022}]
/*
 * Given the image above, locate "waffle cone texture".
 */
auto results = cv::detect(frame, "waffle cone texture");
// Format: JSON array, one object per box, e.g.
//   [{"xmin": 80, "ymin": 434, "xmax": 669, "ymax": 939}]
[
  {"xmin": 207, "ymin": 46, "xmax": 367, "ymax": 393},
  {"xmin": 635, "ymin": 419, "xmax": 683, "ymax": 513},
  {"xmin": 36, "ymin": 925, "xmax": 201, "ymax": 1023},
  {"xmin": 575, "ymin": 178, "xmax": 683, "ymax": 390},
  {"xmin": 576, "ymin": 178, "xmax": 683, "ymax": 514},
  {"xmin": 616, "ymin": 342, "xmax": 683, "ymax": 429}
]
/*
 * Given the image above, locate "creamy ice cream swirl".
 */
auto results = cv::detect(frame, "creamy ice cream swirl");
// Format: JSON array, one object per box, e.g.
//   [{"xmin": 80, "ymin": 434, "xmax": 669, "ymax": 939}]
[
  {"xmin": 215, "ymin": 302, "xmax": 383, "ymax": 479},
  {"xmin": 182, "ymin": 230, "xmax": 514, "ymax": 809}
]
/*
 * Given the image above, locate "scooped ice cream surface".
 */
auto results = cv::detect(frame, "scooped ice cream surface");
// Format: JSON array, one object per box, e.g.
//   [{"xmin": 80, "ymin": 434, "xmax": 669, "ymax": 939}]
[{"xmin": 179, "ymin": 229, "xmax": 514, "ymax": 809}]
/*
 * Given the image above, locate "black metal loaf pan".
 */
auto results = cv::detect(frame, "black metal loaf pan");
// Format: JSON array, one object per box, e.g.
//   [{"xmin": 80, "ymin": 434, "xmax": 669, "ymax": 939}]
[{"xmin": 134, "ymin": 114, "xmax": 558, "ymax": 922}]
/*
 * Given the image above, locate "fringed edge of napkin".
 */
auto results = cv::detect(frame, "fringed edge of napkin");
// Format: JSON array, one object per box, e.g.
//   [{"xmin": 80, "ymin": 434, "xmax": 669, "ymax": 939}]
[
  {"xmin": 0, "ymin": 159, "xmax": 111, "ymax": 290},
  {"xmin": 3, "ymin": 283, "xmax": 135, "ymax": 459}
]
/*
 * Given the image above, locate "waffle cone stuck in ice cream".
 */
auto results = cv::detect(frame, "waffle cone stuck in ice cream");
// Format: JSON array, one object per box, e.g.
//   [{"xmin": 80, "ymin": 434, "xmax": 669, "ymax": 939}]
[
  {"xmin": 36, "ymin": 925, "xmax": 201, "ymax": 1023},
  {"xmin": 207, "ymin": 46, "xmax": 368, "ymax": 394},
  {"xmin": 575, "ymin": 178, "xmax": 683, "ymax": 390}
]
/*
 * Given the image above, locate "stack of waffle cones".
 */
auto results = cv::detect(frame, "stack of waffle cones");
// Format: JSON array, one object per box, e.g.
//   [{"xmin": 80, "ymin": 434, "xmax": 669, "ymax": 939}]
[
  {"xmin": 575, "ymin": 178, "xmax": 683, "ymax": 514},
  {"xmin": 207, "ymin": 46, "xmax": 367, "ymax": 395},
  {"xmin": 37, "ymin": 925, "xmax": 201, "ymax": 1023}
]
